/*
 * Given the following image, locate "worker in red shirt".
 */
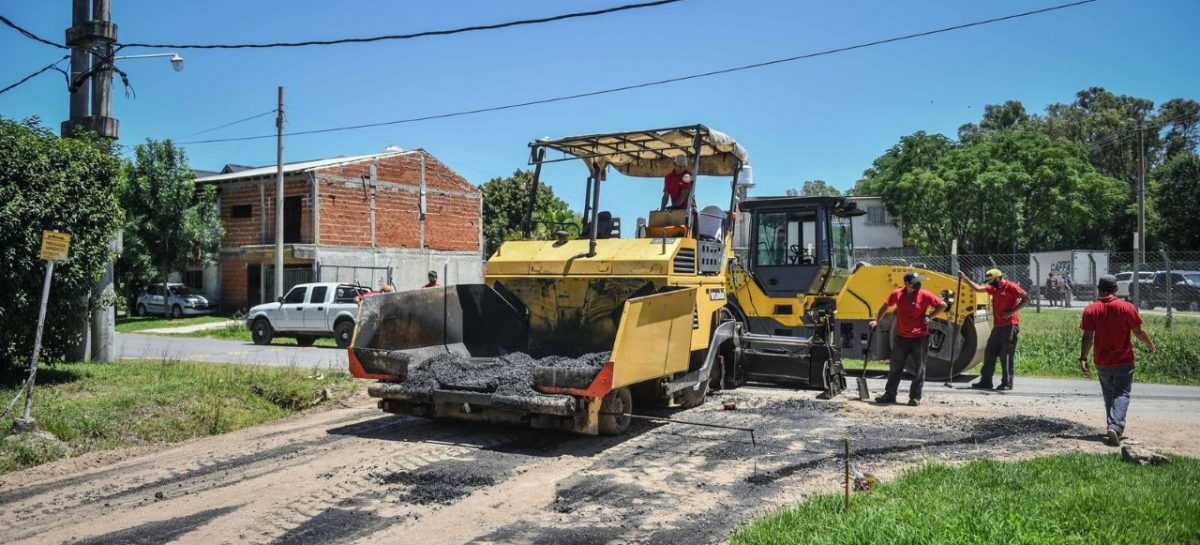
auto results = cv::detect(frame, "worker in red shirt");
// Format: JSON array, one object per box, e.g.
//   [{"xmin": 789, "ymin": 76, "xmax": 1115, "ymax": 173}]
[
  {"xmin": 959, "ymin": 268, "xmax": 1031, "ymax": 390},
  {"xmin": 870, "ymin": 271, "xmax": 947, "ymax": 406},
  {"xmin": 660, "ymin": 155, "xmax": 693, "ymax": 210},
  {"xmin": 1080, "ymin": 274, "xmax": 1155, "ymax": 446}
]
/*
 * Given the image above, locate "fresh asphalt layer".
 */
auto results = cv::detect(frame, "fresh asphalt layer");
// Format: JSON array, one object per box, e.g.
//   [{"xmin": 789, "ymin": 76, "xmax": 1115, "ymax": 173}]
[{"xmin": 115, "ymin": 332, "xmax": 347, "ymax": 369}]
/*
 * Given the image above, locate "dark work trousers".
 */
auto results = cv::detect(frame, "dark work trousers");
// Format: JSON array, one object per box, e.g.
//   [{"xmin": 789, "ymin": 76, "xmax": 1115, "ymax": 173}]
[
  {"xmin": 980, "ymin": 325, "xmax": 1020, "ymax": 386},
  {"xmin": 885, "ymin": 335, "xmax": 928, "ymax": 401},
  {"xmin": 1098, "ymin": 365, "xmax": 1134, "ymax": 435}
]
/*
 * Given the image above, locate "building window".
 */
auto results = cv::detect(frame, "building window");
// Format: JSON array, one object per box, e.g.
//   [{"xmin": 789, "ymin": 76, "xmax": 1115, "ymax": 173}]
[
  {"xmin": 231, "ymin": 204, "xmax": 252, "ymax": 218},
  {"xmin": 866, "ymin": 205, "xmax": 889, "ymax": 226}
]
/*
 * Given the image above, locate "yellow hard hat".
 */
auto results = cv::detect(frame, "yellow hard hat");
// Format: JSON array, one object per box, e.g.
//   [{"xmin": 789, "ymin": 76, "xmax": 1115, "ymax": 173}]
[{"xmin": 985, "ymin": 268, "xmax": 1003, "ymax": 279}]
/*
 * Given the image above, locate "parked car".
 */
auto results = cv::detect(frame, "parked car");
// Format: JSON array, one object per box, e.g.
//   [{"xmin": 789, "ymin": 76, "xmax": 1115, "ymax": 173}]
[
  {"xmin": 135, "ymin": 283, "xmax": 215, "ymax": 318},
  {"xmin": 1115, "ymin": 271, "xmax": 1155, "ymax": 300},
  {"xmin": 1139, "ymin": 270, "xmax": 1200, "ymax": 311},
  {"xmin": 245, "ymin": 283, "xmax": 370, "ymax": 348}
]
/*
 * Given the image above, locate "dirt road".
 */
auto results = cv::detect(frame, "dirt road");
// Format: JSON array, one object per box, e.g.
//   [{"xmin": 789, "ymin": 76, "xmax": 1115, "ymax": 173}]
[{"xmin": 3, "ymin": 377, "xmax": 1197, "ymax": 545}]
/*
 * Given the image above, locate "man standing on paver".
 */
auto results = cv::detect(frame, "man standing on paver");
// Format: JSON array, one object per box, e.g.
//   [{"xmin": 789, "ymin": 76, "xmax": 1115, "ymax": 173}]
[
  {"xmin": 870, "ymin": 271, "xmax": 947, "ymax": 406},
  {"xmin": 1079, "ymin": 274, "xmax": 1155, "ymax": 446},
  {"xmin": 959, "ymin": 269, "xmax": 1030, "ymax": 391}
]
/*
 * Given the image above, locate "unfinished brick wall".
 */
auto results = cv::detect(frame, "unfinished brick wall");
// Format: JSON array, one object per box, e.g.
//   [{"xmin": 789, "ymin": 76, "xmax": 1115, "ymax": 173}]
[
  {"xmin": 315, "ymin": 151, "xmax": 480, "ymax": 252},
  {"xmin": 216, "ymin": 177, "xmax": 313, "ymax": 246},
  {"xmin": 220, "ymin": 256, "xmax": 248, "ymax": 311}
]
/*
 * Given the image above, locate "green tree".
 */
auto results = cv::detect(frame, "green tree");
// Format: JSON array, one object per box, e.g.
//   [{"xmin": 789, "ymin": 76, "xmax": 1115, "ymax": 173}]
[
  {"xmin": 0, "ymin": 117, "xmax": 124, "ymax": 366},
  {"xmin": 798, "ymin": 179, "xmax": 841, "ymax": 197},
  {"xmin": 1157, "ymin": 98, "xmax": 1200, "ymax": 159},
  {"xmin": 481, "ymin": 170, "xmax": 578, "ymax": 256},
  {"xmin": 1151, "ymin": 151, "xmax": 1200, "ymax": 249},
  {"xmin": 118, "ymin": 140, "xmax": 223, "ymax": 314}
]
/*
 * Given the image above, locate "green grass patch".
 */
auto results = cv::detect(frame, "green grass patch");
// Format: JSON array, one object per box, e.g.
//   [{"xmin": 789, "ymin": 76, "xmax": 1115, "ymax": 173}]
[
  {"xmin": 845, "ymin": 310, "xmax": 1200, "ymax": 385},
  {"xmin": 732, "ymin": 452, "xmax": 1200, "ymax": 545},
  {"xmin": 0, "ymin": 359, "xmax": 359, "ymax": 475},
  {"xmin": 181, "ymin": 323, "xmax": 337, "ymax": 347},
  {"xmin": 115, "ymin": 314, "xmax": 228, "ymax": 333}
]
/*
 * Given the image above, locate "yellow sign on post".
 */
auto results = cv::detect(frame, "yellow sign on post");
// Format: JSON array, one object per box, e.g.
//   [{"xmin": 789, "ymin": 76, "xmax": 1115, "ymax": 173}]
[{"xmin": 39, "ymin": 231, "xmax": 71, "ymax": 261}]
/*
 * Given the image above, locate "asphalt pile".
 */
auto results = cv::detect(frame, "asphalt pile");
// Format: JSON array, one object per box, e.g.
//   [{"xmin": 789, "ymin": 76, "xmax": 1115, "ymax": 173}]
[{"xmin": 399, "ymin": 351, "xmax": 609, "ymax": 397}]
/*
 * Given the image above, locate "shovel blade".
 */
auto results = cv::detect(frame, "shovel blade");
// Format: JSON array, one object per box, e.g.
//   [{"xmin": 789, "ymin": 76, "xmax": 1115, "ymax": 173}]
[{"xmin": 856, "ymin": 376, "xmax": 870, "ymax": 401}]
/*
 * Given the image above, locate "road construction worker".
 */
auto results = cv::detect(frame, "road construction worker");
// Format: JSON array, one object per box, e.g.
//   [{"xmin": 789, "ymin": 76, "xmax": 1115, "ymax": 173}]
[
  {"xmin": 422, "ymin": 270, "xmax": 440, "ymax": 289},
  {"xmin": 959, "ymin": 268, "xmax": 1031, "ymax": 391},
  {"xmin": 660, "ymin": 155, "xmax": 693, "ymax": 210},
  {"xmin": 869, "ymin": 271, "xmax": 947, "ymax": 406},
  {"xmin": 1080, "ymin": 274, "xmax": 1155, "ymax": 446}
]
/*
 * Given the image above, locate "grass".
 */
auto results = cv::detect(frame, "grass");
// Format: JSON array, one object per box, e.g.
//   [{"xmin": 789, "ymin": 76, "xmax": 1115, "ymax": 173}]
[
  {"xmin": 115, "ymin": 314, "xmax": 228, "ymax": 333},
  {"xmin": 846, "ymin": 309, "xmax": 1200, "ymax": 385},
  {"xmin": 182, "ymin": 322, "xmax": 338, "ymax": 347},
  {"xmin": 732, "ymin": 452, "xmax": 1200, "ymax": 545},
  {"xmin": 0, "ymin": 359, "xmax": 360, "ymax": 475}
]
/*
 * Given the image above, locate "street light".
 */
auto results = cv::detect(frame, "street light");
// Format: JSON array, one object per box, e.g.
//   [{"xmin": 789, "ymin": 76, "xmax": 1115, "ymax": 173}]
[{"xmin": 113, "ymin": 52, "xmax": 185, "ymax": 72}]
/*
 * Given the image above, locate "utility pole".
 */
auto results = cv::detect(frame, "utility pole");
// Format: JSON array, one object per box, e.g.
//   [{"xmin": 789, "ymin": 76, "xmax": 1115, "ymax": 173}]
[
  {"xmin": 1133, "ymin": 120, "xmax": 1146, "ymax": 307},
  {"xmin": 63, "ymin": 0, "xmax": 118, "ymax": 363},
  {"xmin": 275, "ymin": 86, "xmax": 285, "ymax": 300}
]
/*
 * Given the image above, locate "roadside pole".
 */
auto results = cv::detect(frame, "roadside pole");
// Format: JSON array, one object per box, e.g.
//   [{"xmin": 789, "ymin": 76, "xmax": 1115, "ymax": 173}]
[{"xmin": 15, "ymin": 231, "xmax": 71, "ymax": 432}]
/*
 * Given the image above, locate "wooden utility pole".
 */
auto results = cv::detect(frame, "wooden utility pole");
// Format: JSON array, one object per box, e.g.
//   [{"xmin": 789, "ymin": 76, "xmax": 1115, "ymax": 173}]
[{"xmin": 275, "ymin": 86, "xmax": 285, "ymax": 300}]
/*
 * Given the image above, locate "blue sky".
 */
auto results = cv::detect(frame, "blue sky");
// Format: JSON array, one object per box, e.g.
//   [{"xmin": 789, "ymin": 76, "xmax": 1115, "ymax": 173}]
[{"xmin": 3, "ymin": 0, "xmax": 1198, "ymax": 229}]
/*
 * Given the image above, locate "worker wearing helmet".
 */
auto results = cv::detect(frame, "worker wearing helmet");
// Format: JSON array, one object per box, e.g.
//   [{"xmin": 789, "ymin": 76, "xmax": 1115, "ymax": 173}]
[
  {"xmin": 869, "ymin": 271, "xmax": 947, "ymax": 406},
  {"xmin": 958, "ymin": 268, "xmax": 1031, "ymax": 390}
]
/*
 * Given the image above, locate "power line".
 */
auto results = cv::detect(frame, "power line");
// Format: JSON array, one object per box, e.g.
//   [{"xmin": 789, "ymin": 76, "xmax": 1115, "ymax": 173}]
[
  {"xmin": 0, "ymin": 57, "xmax": 70, "ymax": 96},
  {"xmin": 0, "ymin": 15, "xmax": 68, "ymax": 49},
  {"xmin": 118, "ymin": 0, "xmax": 685, "ymax": 50},
  {"xmin": 178, "ymin": 110, "xmax": 278, "ymax": 138},
  {"xmin": 178, "ymin": 0, "xmax": 1100, "ymax": 145}
]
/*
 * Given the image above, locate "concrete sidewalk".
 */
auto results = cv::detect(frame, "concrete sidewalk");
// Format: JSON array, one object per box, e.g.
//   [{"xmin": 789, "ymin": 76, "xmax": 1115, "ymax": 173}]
[{"xmin": 138, "ymin": 320, "xmax": 237, "ymax": 334}]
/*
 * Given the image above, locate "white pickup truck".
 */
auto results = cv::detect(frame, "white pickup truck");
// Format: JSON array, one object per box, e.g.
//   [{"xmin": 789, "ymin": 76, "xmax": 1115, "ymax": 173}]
[{"xmin": 246, "ymin": 282, "xmax": 370, "ymax": 348}]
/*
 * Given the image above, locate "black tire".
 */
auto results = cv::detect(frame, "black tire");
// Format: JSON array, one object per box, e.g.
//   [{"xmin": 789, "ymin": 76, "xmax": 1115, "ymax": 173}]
[
  {"xmin": 136, "ymin": 303, "xmax": 146, "ymax": 317},
  {"xmin": 334, "ymin": 320, "xmax": 355, "ymax": 349},
  {"xmin": 295, "ymin": 335, "xmax": 316, "ymax": 347},
  {"xmin": 598, "ymin": 387, "xmax": 632, "ymax": 436},
  {"xmin": 171, "ymin": 304, "xmax": 183, "ymax": 319},
  {"xmin": 251, "ymin": 318, "xmax": 274, "ymax": 345}
]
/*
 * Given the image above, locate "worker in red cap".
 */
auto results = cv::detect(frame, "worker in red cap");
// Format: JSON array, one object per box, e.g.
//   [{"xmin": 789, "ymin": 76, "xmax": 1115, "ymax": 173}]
[
  {"xmin": 958, "ymin": 268, "xmax": 1031, "ymax": 390},
  {"xmin": 870, "ymin": 271, "xmax": 947, "ymax": 406}
]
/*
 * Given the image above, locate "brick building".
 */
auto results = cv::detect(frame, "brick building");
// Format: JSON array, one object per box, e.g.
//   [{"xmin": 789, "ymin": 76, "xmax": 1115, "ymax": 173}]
[{"xmin": 193, "ymin": 149, "xmax": 483, "ymax": 312}]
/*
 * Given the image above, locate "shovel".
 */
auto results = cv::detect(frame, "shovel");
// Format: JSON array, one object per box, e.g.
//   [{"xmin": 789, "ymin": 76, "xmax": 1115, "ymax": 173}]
[{"xmin": 857, "ymin": 326, "xmax": 876, "ymax": 401}]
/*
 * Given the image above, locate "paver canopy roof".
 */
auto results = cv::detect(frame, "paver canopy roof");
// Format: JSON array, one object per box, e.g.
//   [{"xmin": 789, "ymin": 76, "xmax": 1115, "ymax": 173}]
[{"xmin": 532, "ymin": 124, "xmax": 749, "ymax": 178}]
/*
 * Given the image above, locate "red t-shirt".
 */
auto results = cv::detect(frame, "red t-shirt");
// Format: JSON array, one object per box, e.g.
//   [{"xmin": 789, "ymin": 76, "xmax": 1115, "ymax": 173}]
[
  {"xmin": 663, "ymin": 170, "xmax": 692, "ymax": 206},
  {"xmin": 1080, "ymin": 295, "xmax": 1143, "ymax": 368},
  {"xmin": 886, "ymin": 288, "xmax": 945, "ymax": 338},
  {"xmin": 986, "ymin": 279, "xmax": 1027, "ymax": 327}
]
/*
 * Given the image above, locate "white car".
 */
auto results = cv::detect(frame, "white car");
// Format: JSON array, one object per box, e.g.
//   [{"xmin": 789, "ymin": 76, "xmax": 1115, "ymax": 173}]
[
  {"xmin": 1115, "ymin": 271, "xmax": 1154, "ymax": 300},
  {"xmin": 245, "ymin": 282, "xmax": 369, "ymax": 348},
  {"xmin": 135, "ymin": 283, "xmax": 215, "ymax": 318}
]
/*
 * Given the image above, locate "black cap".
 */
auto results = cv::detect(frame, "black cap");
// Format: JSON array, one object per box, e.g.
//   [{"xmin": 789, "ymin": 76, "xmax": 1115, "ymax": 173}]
[
  {"xmin": 1097, "ymin": 274, "xmax": 1118, "ymax": 292},
  {"xmin": 903, "ymin": 271, "xmax": 926, "ymax": 284}
]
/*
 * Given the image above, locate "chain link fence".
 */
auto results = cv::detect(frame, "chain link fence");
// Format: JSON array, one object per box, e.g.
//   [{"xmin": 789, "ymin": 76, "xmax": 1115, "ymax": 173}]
[{"xmin": 854, "ymin": 249, "xmax": 1200, "ymax": 319}]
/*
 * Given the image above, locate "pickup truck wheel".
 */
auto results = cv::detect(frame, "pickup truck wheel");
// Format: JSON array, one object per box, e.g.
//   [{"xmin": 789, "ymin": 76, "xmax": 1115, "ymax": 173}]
[
  {"xmin": 598, "ymin": 387, "xmax": 632, "ymax": 436},
  {"xmin": 295, "ymin": 335, "xmax": 316, "ymax": 347},
  {"xmin": 136, "ymin": 303, "xmax": 146, "ymax": 317},
  {"xmin": 334, "ymin": 320, "xmax": 354, "ymax": 349},
  {"xmin": 171, "ymin": 304, "xmax": 183, "ymax": 319},
  {"xmin": 252, "ymin": 318, "xmax": 274, "ymax": 345},
  {"xmin": 1187, "ymin": 300, "xmax": 1199, "ymax": 313}
]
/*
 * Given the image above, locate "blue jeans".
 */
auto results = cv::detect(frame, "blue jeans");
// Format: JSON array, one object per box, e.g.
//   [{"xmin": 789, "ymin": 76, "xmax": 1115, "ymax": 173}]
[{"xmin": 1097, "ymin": 365, "xmax": 1134, "ymax": 435}]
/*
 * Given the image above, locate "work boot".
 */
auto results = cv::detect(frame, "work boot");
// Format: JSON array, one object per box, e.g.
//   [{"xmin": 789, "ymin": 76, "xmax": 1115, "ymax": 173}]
[
  {"xmin": 1106, "ymin": 429, "xmax": 1121, "ymax": 447},
  {"xmin": 970, "ymin": 381, "xmax": 993, "ymax": 390},
  {"xmin": 907, "ymin": 398, "xmax": 921, "ymax": 407},
  {"xmin": 874, "ymin": 394, "xmax": 896, "ymax": 404},
  {"xmin": 995, "ymin": 383, "xmax": 1012, "ymax": 391}
]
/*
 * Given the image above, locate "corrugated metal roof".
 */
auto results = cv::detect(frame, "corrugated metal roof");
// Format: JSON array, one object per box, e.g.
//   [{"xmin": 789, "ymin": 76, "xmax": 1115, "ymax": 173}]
[{"xmin": 195, "ymin": 150, "xmax": 414, "ymax": 184}]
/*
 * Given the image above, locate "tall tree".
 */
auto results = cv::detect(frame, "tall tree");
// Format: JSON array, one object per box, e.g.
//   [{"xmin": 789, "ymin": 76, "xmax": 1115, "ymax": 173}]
[
  {"xmin": 1157, "ymin": 98, "xmax": 1200, "ymax": 159},
  {"xmin": 481, "ymin": 170, "xmax": 578, "ymax": 256},
  {"xmin": 0, "ymin": 117, "xmax": 124, "ymax": 366},
  {"xmin": 118, "ymin": 140, "xmax": 224, "ymax": 314},
  {"xmin": 1151, "ymin": 151, "xmax": 1200, "ymax": 249},
  {"xmin": 797, "ymin": 179, "xmax": 841, "ymax": 197}
]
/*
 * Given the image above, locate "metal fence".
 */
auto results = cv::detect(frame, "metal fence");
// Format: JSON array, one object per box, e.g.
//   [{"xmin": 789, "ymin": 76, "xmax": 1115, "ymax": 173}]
[
  {"xmin": 854, "ymin": 249, "xmax": 1200, "ymax": 318},
  {"xmin": 316, "ymin": 263, "xmax": 393, "ymax": 290}
]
